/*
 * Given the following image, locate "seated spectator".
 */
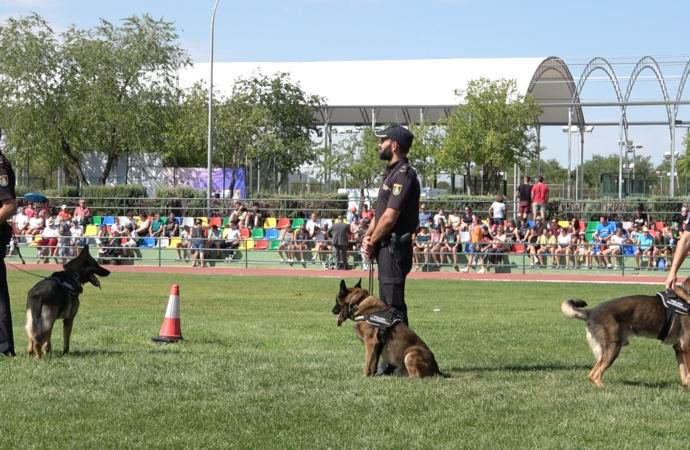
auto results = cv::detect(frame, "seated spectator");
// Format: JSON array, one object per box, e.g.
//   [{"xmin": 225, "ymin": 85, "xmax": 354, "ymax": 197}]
[
  {"xmin": 121, "ymin": 223, "xmax": 139, "ymax": 258},
  {"xmin": 96, "ymin": 223, "xmax": 110, "ymax": 248},
  {"xmin": 595, "ymin": 215, "xmax": 616, "ymax": 243},
  {"xmin": 122, "ymin": 212, "xmax": 136, "ymax": 230},
  {"xmin": 36, "ymin": 218, "xmax": 59, "ymax": 263},
  {"xmin": 28, "ymin": 210, "xmax": 45, "ymax": 236},
  {"xmin": 567, "ymin": 217, "xmax": 581, "ymax": 240},
  {"xmin": 574, "ymin": 231, "xmax": 588, "ymax": 268},
  {"xmin": 37, "ymin": 201, "xmax": 50, "ymax": 217},
  {"xmin": 602, "ymin": 228, "xmax": 625, "ymax": 269},
  {"xmin": 536, "ymin": 228, "xmax": 556, "ymax": 267},
  {"xmin": 413, "ymin": 226, "xmax": 431, "ymax": 271},
  {"xmin": 14, "ymin": 206, "xmax": 29, "ymax": 235},
  {"xmin": 635, "ymin": 226, "xmax": 656, "ymax": 269},
  {"xmin": 306, "ymin": 213, "xmax": 320, "ymax": 237},
  {"xmin": 460, "ymin": 206, "xmax": 473, "ymax": 231},
  {"xmin": 478, "ymin": 225, "xmax": 508, "ymax": 274},
  {"xmin": 553, "ymin": 227, "xmax": 573, "ymax": 269},
  {"xmin": 433, "ymin": 208, "xmax": 447, "ymax": 226},
  {"xmin": 347, "ymin": 206, "xmax": 359, "ymax": 223},
  {"xmin": 58, "ymin": 205, "xmax": 71, "ymax": 221},
  {"xmin": 312, "ymin": 225, "xmax": 328, "ymax": 264},
  {"xmin": 189, "ymin": 218, "xmax": 208, "ymax": 267},
  {"xmin": 349, "ymin": 217, "xmax": 361, "ymax": 248},
  {"xmin": 505, "ymin": 219, "xmax": 520, "ymax": 242},
  {"xmin": 176, "ymin": 225, "xmax": 192, "ymax": 261},
  {"xmin": 533, "ymin": 216, "xmax": 547, "ymax": 235},
  {"xmin": 418, "ymin": 204, "xmax": 432, "ymax": 227},
  {"xmin": 632, "ymin": 206, "xmax": 649, "ymax": 229},
  {"xmin": 219, "ymin": 221, "xmax": 241, "ymax": 261},
  {"xmin": 518, "ymin": 218, "xmax": 531, "ymax": 242},
  {"xmin": 526, "ymin": 228, "xmax": 540, "ymax": 267},
  {"xmin": 54, "ymin": 216, "xmax": 71, "ymax": 263},
  {"xmin": 162, "ymin": 213, "xmax": 179, "ymax": 238},
  {"xmin": 25, "ymin": 202, "xmax": 35, "ymax": 219},
  {"xmin": 587, "ymin": 232, "xmax": 604, "ymax": 268},
  {"xmin": 662, "ymin": 222, "xmax": 675, "ymax": 247},
  {"xmin": 149, "ymin": 213, "xmax": 165, "ymax": 239},
  {"xmin": 448, "ymin": 208, "xmax": 461, "ymax": 231},
  {"xmin": 136, "ymin": 212, "xmax": 151, "ymax": 239},
  {"xmin": 229, "ymin": 201, "xmax": 248, "ymax": 225},
  {"xmin": 293, "ymin": 222, "xmax": 312, "ymax": 263},
  {"xmin": 206, "ymin": 224, "xmax": 223, "ymax": 260},
  {"xmin": 548, "ymin": 217, "xmax": 561, "ymax": 237},
  {"xmin": 429, "ymin": 225, "xmax": 446, "ymax": 267},
  {"xmin": 440, "ymin": 226, "xmax": 459, "ymax": 268},
  {"xmin": 243, "ymin": 202, "xmax": 264, "ymax": 229},
  {"xmin": 488, "ymin": 195, "xmax": 506, "ymax": 227},
  {"xmin": 73, "ymin": 199, "xmax": 91, "ymax": 227},
  {"xmin": 277, "ymin": 226, "xmax": 294, "ymax": 263},
  {"xmin": 110, "ymin": 217, "xmax": 123, "ymax": 235}
]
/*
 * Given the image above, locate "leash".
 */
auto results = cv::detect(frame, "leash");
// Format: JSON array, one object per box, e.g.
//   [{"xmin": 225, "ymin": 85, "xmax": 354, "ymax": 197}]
[
  {"xmin": 11, "ymin": 233, "xmax": 25, "ymax": 265},
  {"xmin": 368, "ymin": 258, "xmax": 374, "ymax": 297},
  {"xmin": 5, "ymin": 262, "xmax": 48, "ymax": 279}
]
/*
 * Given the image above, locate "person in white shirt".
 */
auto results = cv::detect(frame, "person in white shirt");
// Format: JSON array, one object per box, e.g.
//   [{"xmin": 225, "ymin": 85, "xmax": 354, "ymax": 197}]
[
  {"xmin": 553, "ymin": 227, "xmax": 573, "ymax": 268},
  {"xmin": 176, "ymin": 225, "xmax": 192, "ymax": 261},
  {"xmin": 121, "ymin": 212, "xmax": 136, "ymax": 230},
  {"xmin": 433, "ymin": 208, "xmax": 447, "ymax": 226},
  {"xmin": 488, "ymin": 195, "xmax": 507, "ymax": 227},
  {"xmin": 219, "ymin": 221, "xmax": 241, "ymax": 261},
  {"xmin": 70, "ymin": 218, "xmax": 85, "ymax": 255},
  {"xmin": 306, "ymin": 213, "xmax": 320, "ymax": 238},
  {"xmin": 312, "ymin": 225, "xmax": 327, "ymax": 262},
  {"xmin": 37, "ymin": 218, "xmax": 60, "ymax": 263},
  {"xmin": 447, "ymin": 208, "xmax": 461, "ymax": 231},
  {"xmin": 28, "ymin": 210, "xmax": 45, "ymax": 236},
  {"xmin": 14, "ymin": 207, "xmax": 29, "ymax": 235},
  {"xmin": 110, "ymin": 217, "xmax": 122, "ymax": 235},
  {"xmin": 602, "ymin": 227, "xmax": 625, "ymax": 269}
]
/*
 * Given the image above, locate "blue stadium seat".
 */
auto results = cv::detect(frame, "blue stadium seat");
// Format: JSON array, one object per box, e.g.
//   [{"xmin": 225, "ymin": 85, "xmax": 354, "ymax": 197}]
[
  {"xmin": 265, "ymin": 228, "xmax": 279, "ymax": 240},
  {"xmin": 141, "ymin": 237, "xmax": 157, "ymax": 248}
]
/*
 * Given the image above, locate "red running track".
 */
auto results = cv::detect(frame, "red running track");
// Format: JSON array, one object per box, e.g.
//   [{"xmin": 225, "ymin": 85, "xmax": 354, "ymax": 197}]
[{"xmin": 7, "ymin": 262, "xmax": 669, "ymax": 285}]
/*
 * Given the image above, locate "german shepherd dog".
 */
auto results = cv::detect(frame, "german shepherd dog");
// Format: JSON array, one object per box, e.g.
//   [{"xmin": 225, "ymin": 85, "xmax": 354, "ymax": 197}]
[
  {"xmin": 25, "ymin": 244, "xmax": 110, "ymax": 360},
  {"xmin": 562, "ymin": 277, "xmax": 690, "ymax": 387},
  {"xmin": 332, "ymin": 279, "xmax": 441, "ymax": 378}
]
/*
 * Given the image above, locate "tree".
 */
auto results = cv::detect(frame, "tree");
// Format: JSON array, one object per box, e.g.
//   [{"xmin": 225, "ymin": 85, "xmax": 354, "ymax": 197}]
[
  {"xmin": 407, "ymin": 120, "xmax": 444, "ymax": 187},
  {"xmin": 581, "ymin": 153, "xmax": 656, "ymax": 189},
  {"xmin": 331, "ymin": 129, "xmax": 385, "ymax": 202},
  {"xmin": 233, "ymin": 72, "xmax": 324, "ymax": 191},
  {"xmin": 437, "ymin": 77, "xmax": 542, "ymax": 195},
  {"xmin": 0, "ymin": 13, "xmax": 190, "ymax": 185}
]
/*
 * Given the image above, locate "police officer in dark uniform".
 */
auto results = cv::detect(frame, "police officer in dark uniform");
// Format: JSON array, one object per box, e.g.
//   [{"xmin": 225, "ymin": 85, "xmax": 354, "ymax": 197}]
[
  {"xmin": 0, "ymin": 130, "xmax": 17, "ymax": 356},
  {"xmin": 362, "ymin": 124, "xmax": 419, "ymax": 327}
]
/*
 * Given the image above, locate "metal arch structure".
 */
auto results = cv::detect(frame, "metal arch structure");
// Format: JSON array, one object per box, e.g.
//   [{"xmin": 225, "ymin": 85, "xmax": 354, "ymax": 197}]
[
  {"xmin": 526, "ymin": 56, "xmax": 584, "ymax": 126},
  {"xmin": 622, "ymin": 56, "xmax": 673, "ymax": 139},
  {"xmin": 674, "ymin": 60, "xmax": 690, "ymax": 120}
]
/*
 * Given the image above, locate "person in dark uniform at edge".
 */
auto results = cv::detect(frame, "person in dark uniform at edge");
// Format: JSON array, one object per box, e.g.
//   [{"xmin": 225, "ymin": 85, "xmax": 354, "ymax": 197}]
[
  {"xmin": 361, "ymin": 124, "xmax": 420, "ymax": 376},
  {"xmin": 0, "ymin": 129, "xmax": 17, "ymax": 356},
  {"xmin": 666, "ymin": 207, "xmax": 690, "ymax": 290}
]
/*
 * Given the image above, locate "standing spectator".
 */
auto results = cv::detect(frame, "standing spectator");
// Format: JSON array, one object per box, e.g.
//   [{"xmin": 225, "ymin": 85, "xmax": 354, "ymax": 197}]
[
  {"xmin": 176, "ymin": 225, "xmax": 192, "ymax": 261},
  {"xmin": 73, "ymin": 199, "xmax": 91, "ymax": 227},
  {"xmin": 488, "ymin": 195, "xmax": 506, "ymax": 226},
  {"xmin": 360, "ymin": 204, "xmax": 375, "ymax": 222},
  {"xmin": 189, "ymin": 218, "xmax": 208, "ymax": 267},
  {"xmin": 595, "ymin": 215, "xmax": 617, "ymax": 243},
  {"xmin": 306, "ymin": 213, "xmax": 320, "ymax": 237},
  {"xmin": 531, "ymin": 176, "xmax": 549, "ymax": 220},
  {"xmin": 58, "ymin": 205, "xmax": 71, "ymax": 221},
  {"xmin": 13, "ymin": 207, "xmax": 29, "ymax": 235},
  {"xmin": 220, "ymin": 221, "xmax": 241, "ymax": 261},
  {"xmin": 516, "ymin": 175, "xmax": 533, "ymax": 221},
  {"xmin": 149, "ymin": 213, "xmax": 165, "ymax": 240},
  {"xmin": 418, "ymin": 204, "xmax": 432, "ymax": 226},
  {"xmin": 162, "ymin": 213, "xmax": 179, "ymax": 239},
  {"xmin": 330, "ymin": 215, "xmax": 350, "ymax": 270}
]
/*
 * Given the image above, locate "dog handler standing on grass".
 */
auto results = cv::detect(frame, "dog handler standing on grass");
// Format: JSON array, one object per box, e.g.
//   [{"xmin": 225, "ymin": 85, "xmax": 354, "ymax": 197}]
[
  {"xmin": 666, "ymin": 212, "xmax": 690, "ymax": 290},
  {"xmin": 0, "ymin": 130, "xmax": 17, "ymax": 356},
  {"xmin": 361, "ymin": 125, "xmax": 420, "ymax": 376}
]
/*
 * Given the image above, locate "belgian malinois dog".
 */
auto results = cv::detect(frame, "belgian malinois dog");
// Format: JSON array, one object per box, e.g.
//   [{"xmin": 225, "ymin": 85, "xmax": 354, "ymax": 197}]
[
  {"xmin": 25, "ymin": 244, "xmax": 110, "ymax": 360},
  {"xmin": 562, "ymin": 277, "xmax": 690, "ymax": 387},
  {"xmin": 332, "ymin": 279, "xmax": 441, "ymax": 378}
]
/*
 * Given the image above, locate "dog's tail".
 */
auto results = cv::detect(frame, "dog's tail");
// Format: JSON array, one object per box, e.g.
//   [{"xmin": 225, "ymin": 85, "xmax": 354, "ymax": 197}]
[
  {"xmin": 561, "ymin": 298, "xmax": 589, "ymax": 321},
  {"xmin": 25, "ymin": 300, "xmax": 43, "ymax": 342}
]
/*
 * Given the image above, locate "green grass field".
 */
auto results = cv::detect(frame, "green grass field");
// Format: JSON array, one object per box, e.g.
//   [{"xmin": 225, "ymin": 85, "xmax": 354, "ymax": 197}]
[{"xmin": 1, "ymin": 272, "xmax": 688, "ymax": 449}]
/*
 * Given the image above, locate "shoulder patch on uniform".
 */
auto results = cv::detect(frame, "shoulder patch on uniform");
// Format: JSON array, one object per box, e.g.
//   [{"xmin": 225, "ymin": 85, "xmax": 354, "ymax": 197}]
[
  {"xmin": 400, "ymin": 165, "xmax": 408, "ymax": 173},
  {"xmin": 0, "ymin": 175, "xmax": 7, "ymax": 187},
  {"xmin": 393, "ymin": 183, "xmax": 403, "ymax": 195}
]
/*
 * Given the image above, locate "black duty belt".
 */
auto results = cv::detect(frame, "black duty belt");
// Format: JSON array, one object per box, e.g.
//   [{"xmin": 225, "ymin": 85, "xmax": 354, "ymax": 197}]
[
  {"xmin": 355, "ymin": 308, "xmax": 403, "ymax": 345},
  {"xmin": 657, "ymin": 290, "xmax": 690, "ymax": 341}
]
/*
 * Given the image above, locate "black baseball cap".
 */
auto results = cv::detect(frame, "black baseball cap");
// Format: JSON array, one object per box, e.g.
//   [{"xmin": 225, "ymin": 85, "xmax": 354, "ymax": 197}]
[{"xmin": 374, "ymin": 125, "xmax": 414, "ymax": 150}]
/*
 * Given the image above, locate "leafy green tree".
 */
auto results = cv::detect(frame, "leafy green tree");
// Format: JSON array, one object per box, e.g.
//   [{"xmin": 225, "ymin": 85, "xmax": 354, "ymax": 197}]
[
  {"xmin": 0, "ymin": 13, "xmax": 190, "ymax": 185},
  {"xmin": 407, "ymin": 120, "xmax": 444, "ymax": 187},
  {"xmin": 437, "ymin": 77, "xmax": 542, "ymax": 195},
  {"xmin": 331, "ymin": 129, "xmax": 384, "ymax": 201},
  {"xmin": 581, "ymin": 153, "xmax": 655, "ymax": 190}
]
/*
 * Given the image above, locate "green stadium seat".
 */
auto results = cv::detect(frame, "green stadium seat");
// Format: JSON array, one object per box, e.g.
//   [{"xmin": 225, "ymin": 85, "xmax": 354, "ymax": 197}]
[
  {"xmin": 251, "ymin": 228, "xmax": 264, "ymax": 239},
  {"xmin": 292, "ymin": 218, "xmax": 305, "ymax": 230},
  {"xmin": 92, "ymin": 216, "xmax": 102, "ymax": 225}
]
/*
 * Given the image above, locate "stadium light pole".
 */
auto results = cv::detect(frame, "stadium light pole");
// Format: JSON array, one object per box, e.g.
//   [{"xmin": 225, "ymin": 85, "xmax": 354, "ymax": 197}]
[{"xmin": 207, "ymin": 0, "xmax": 221, "ymax": 203}]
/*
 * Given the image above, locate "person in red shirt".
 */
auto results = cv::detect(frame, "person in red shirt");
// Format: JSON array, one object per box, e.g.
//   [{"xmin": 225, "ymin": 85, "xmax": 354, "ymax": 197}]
[
  {"xmin": 57, "ymin": 204, "xmax": 71, "ymax": 221},
  {"xmin": 73, "ymin": 198, "xmax": 91, "ymax": 227},
  {"xmin": 25, "ymin": 202, "xmax": 35, "ymax": 218},
  {"xmin": 530, "ymin": 176, "xmax": 549, "ymax": 220},
  {"xmin": 360, "ymin": 203, "xmax": 375, "ymax": 222}
]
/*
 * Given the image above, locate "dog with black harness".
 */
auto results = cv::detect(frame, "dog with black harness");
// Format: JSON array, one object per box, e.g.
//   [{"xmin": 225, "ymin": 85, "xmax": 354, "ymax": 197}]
[
  {"xmin": 25, "ymin": 244, "xmax": 110, "ymax": 360},
  {"xmin": 332, "ymin": 278, "xmax": 441, "ymax": 378},
  {"xmin": 562, "ymin": 276, "xmax": 690, "ymax": 387}
]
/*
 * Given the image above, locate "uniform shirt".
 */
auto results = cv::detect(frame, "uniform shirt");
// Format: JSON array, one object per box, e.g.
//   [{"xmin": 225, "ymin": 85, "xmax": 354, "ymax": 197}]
[
  {"xmin": 0, "ymin": 152, "xmax": 16, "ymax": 207},
  {"xmin": 376, "ymin": 158, "xmax": 421, "ymax": 237}
]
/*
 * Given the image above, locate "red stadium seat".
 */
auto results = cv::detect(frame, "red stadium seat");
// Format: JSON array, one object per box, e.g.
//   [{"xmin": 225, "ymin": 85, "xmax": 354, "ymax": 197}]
[
  {"xmin": 254, "ymin": 239, "xmax": 269, "ymax": 250},
  {"xmin": 276, "ymin": 218, "xmax": 291, "ymax": 229},
  {"xmin": 239, "ymin": 227, "xmax": 250, "ymax": 238}
]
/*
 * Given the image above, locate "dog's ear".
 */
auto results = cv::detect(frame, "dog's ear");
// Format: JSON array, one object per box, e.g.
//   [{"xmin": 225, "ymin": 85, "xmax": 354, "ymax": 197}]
[
  {"xmin": 354, "ymin": 278, "xmax": 362, "ymax": 289},
  {"xmin": 339, "ymin": 279, "xmax": 348, "ymax": 295}
]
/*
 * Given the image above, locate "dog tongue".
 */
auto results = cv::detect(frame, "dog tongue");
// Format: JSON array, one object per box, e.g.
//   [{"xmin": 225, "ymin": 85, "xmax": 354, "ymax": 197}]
[{"xmin": 337, "ymin": 311, "xmax": 344, "ymax": 327}]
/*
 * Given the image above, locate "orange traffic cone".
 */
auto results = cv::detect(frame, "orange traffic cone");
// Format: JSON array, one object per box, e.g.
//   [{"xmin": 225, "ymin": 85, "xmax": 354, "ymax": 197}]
[{"xmin": 152, "ymin": 284, "xmax": 184, "ymax": 343}]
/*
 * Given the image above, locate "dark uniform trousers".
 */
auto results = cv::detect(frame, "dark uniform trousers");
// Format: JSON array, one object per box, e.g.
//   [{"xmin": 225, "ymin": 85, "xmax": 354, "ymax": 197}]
[
  {"xmin": 0, "ymin": 236, "xmax": 13, "ymax": 355},
  {"xmin": 376, "ymin": 240, "xmax": 413, "ymax": 326}
]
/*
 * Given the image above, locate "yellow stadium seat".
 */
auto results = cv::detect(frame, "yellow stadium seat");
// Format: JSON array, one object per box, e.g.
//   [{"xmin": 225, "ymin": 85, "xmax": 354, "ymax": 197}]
[
  {"xmin": 263, "ymin": 217, "xmax": 277, "ymax": 229},
  {"xmin": 84, "ymin": 225, "xmax": 98, "ymax": 236},
  {"xmin": 238, "ymin": 239, "xmax": 254, "ymax": 250},
  {"xmin": 168, "ymin": 237, "xmax": 182, "ymax": 248}
]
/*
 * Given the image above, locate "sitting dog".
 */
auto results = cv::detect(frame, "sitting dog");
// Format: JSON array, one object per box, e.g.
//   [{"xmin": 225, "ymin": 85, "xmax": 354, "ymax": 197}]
[
  {"xmin": 332, "ymin": 279, "xmax": 440, "ymax": 378},
  {"xmin": 25, "ymin": 244, "xmax": 110, "ymax": 360},
  {"xmin": 562, "ymin": 277, "xmax": 690, "ymax": 387}
]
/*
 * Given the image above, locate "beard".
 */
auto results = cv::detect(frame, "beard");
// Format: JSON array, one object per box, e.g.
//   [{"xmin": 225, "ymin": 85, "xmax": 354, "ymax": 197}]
[{"xmin": 379, "ymin": 143, "xmax": 393, "ymax": 161}]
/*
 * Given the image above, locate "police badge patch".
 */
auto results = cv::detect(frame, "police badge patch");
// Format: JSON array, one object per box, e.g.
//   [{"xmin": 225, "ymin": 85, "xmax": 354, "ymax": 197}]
[
  {"xmin": 0, "ymin": 176, "xmax": 7, "ymax": 187},
  {"xmin": 393, "ymin": 183, "xmax": 402, "ymax": 195}
]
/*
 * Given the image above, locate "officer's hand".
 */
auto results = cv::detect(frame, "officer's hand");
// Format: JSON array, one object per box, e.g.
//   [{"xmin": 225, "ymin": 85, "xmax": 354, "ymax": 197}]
[
  {"xmin": 666, "ymin": 273, "xmax": 678, "ymax": 291},
  {"xmin": 361, "ymin": 236, "xmax": 375, "ymax": 259}
]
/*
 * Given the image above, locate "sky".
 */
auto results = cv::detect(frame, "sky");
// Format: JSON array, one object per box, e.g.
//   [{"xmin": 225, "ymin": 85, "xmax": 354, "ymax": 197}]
[{"xmin": 1, "ymin": 0, "xmax": 689, "ymax": 173}]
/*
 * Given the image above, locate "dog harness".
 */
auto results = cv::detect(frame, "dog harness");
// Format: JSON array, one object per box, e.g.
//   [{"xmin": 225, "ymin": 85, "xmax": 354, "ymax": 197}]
[
  {"xmin": 355, "ymin": 308, "xmax": 404, "ymax": 345},
  {"xmin": 45, "ymin": 272, "xmax": 83, "ymax": 297},
  {"xmin": 656, "ymin": 290, "xmax": 690, "ymax": 341}
]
